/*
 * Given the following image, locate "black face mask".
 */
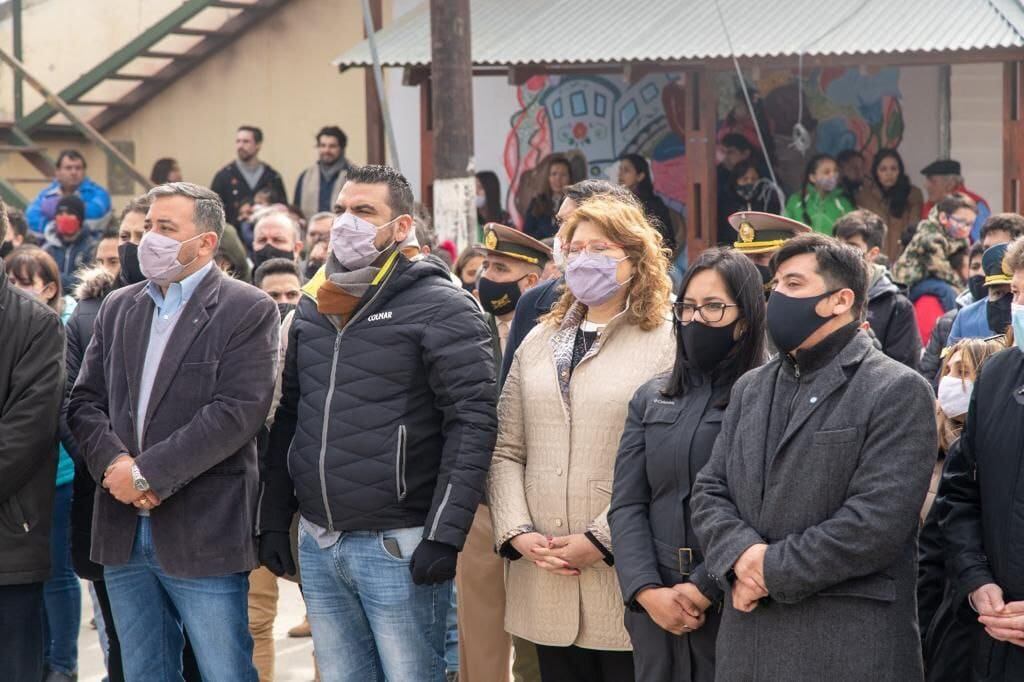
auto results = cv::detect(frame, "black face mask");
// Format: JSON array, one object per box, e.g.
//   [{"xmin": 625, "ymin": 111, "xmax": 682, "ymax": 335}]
[
  {"xmin": 117, "ymin": 242, "xmax": 146, "ymax": 285},
  {"xmin": 477, "ymin": 276, "xmax": 524, "ymax": 317},
  {"xmin": 0, "ymin": 240, "xmax": 12, "ymax": 260},
  {"xmin": 968, "ymin": 274, "xmax": 986, "ymax": 302},
  {"xmin": 462, "ymin": 280, "xmax": 477, "ymax": 294},
  {"xmin": 680, "ymin": 319, "xmax": 740, "ymax": 375},
  {"xmin": 767, "ymin": 289, "xmax": 837, "ymax": 353},
  {"xmin": 253, "ymin": 245, "xmax": 295, "ymax": 269},
  {"xmin": 277, "ymin": 302, "xmax": 297, "ymax": 320},
  {"xmin": 736, "ymin": 184, "xmax": 756, "ymax": 202},
  {"xmin": 987, "ymin": 293, "xmax": 1012, "ymax": 334}
]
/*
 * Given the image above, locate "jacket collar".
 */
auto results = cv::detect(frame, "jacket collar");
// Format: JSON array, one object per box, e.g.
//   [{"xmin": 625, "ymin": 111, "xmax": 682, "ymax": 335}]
[{"xmin": 768, "ymin": 331, "xmax": 872, "ymax": 467}]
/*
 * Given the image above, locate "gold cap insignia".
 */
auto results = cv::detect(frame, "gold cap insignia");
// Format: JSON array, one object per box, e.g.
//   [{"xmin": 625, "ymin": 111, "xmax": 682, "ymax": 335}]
[
  {"xmin": 739, "ymin": 222, "xmax": 755, "ymax": 243},
  {"xmin": 485, "ymin": 230, "xmax": 499, "ymax": 250}
]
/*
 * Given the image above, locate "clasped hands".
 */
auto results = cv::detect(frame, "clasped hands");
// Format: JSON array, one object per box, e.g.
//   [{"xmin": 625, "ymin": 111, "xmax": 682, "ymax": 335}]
[
  {"xmin": 510, "ymin": 531, "xmax": 603, "ymax": 576},
  {"xmin": 102, "ymin": 454, "xmax": 161, "ymax": 510},
  {"xmin": 972, "ymin": 583, "xmax": 1024, "ymax": 648},
  {"xmin": 637, "ymin": 583, "xmax": 712, "ymax": 635},
  {"xmin": 732, "ymin": 543, "xmax": 769, "ymax": 612}
]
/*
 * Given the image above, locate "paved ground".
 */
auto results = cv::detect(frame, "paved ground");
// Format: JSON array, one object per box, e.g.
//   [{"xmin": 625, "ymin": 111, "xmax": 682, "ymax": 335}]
[{"xmin": 78, "ymin": 578, "xmax": 316, "ymax": 681}]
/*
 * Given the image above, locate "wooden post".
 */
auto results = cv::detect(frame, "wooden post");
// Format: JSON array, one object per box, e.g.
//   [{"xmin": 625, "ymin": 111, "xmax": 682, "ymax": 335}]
[
  {"xmin": 420, "ymin": 78, "xmax": 434, "ymax": 210},
  {"xmin": 429, "ymin": 0, "xmax": 475, "ymax": 252},
  {"xmin": 683, "ymin": 69, "xmax": 717, "ymax": 263},
  {"xmin": 363, "ymin": 0, "xmax": 385, "ymax": 165},
  {"xmin": 1005, "ymin": 61, "xmax": 1024, "ymax": 214}
]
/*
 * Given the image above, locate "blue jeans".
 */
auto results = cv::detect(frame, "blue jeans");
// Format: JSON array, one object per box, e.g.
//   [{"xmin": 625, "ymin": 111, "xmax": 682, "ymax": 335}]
[
  {"xmin": 103, "ymin": 517, "xmax": 256, "ymax": 682},
  {"xmin": 445, "ymin": 585, "xmax": 459, "ymax": 673},
  {"xmin": 298, "ymin": 524, "xmax": 451, "ymax": 682},
  {"xmin": 44, "ymin": 482, "xmax": 80, "ymax": 675}
]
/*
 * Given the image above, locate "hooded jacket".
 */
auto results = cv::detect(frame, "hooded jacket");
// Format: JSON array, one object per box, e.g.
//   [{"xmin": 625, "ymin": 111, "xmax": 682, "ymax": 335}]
[
  {"xmin": 892, "ymin": 207, "xmax": 969, "ymax": 291},
  {"xmin": 42, "ymin": 221, "xmax": 96, "ymax": 292},
  {"xmin": 259, "ymin": 252, "xmax": 497, "ymax": 550},
  {"xmin": 866, "ymin": 263, "xmax": 922, "ymax": 370},
  {"xmin": 0, "ymin": 261, "xmax": 66, "ymax": 585}
]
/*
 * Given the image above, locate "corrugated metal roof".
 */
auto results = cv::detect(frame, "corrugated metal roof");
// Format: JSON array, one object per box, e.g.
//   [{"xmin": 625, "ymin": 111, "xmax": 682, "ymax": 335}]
[{"xmin": 334, "ymin": 0, "xmax": 1024, "ymax": 69}]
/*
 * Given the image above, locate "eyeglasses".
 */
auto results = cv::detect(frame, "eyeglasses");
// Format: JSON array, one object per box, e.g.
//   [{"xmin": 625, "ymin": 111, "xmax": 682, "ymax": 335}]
[
  {"xmin": 674, "ymin": 301, "xmax": 740, "ymax": 324},
  {"xmin": 561, "ymin": 240, "xmax": 625, "ymax": 260}
]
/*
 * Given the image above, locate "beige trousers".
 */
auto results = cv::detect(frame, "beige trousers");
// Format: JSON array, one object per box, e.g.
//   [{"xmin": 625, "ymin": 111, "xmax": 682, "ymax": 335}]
[
  {"xmin": 248, "ymin": 566, "xmax": 280, "ymax": 682},
  {"xmin": 456, "ymin": 505, "xmax": 513, "ymax": 682}
]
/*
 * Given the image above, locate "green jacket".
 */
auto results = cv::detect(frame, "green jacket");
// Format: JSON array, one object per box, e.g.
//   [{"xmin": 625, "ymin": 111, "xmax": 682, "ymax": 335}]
[
  {"xmin": 890, "ymin": 207, "xmax": 969, "ymax": 289},
  {"xmin": 784, "ymin": 186, "xmax": 855, "ymax": 235}
]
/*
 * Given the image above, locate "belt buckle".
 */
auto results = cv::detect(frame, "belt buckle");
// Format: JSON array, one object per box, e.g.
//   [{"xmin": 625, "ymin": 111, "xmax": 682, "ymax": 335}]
[{"xmin": 678, "ymin": 547, "xmax": 693, "ymax": 576}]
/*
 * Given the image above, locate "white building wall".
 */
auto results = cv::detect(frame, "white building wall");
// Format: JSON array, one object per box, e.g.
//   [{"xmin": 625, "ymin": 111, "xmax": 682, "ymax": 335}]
[{"xmin": 950, "ymin": 63, "xmax": 1004, "ymax": 212}]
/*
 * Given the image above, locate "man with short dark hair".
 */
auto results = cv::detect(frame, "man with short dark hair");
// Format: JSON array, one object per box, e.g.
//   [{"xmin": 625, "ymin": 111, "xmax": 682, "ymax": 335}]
[
  {"xmin": 692, "ymin": 233, "xmax": 936, "ymax": 680},
  {"xmin": 26, "ymin": 149, "xmax": 112, "ymax": 234},
  {"xmin": 211, "ymin": 126, "xmax": 288, "ymax": 229},
  {"xmin": 294, "ymin": 126, "xmax": 351, "ymax": 217},
  {"xmin": 921, "ymin": 159, "xmax": 990, "ymax": 241},
  {"xmin": 0, "ymin": 199, "xmax": 65, "ymax": 682},
  {"xmin": 258, "ymin": 164, "xmax": 497, "ymax": 681},
  {"xmin": 69, "ymin": 181, "xmax": 280, "ymax": 680},
  {"xmin": 92, "ymin": 232, "xmax": 120, "ymax": 280},
  {"xmin": 979, "ymin": 212, "xmax": 1024, "ymax": 247},
  {"xmin": 834, "ymin": 209, "xmax": 921, "ymax": 368},
  {"xmin": 254, "ymin": 258, "xmax": 301, "ymax": 307}
]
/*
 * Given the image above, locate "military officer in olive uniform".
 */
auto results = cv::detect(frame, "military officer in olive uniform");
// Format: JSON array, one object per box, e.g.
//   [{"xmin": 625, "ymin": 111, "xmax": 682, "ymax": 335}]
[{"xmin": 457, "ymin": 223, "xmax": 551, "ymax": 682}]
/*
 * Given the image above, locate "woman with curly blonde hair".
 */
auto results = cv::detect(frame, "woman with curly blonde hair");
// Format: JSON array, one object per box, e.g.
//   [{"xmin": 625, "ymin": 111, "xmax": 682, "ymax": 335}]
[{"xmin": 487, "ymin": 196, "xmax": 674, "ymax": 681}]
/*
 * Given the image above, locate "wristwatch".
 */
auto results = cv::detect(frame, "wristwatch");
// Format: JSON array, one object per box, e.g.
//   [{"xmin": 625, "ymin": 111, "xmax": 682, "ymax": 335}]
[{"xmin": 131, "ymin": 464, "xmax": 150, "ymax": 492}]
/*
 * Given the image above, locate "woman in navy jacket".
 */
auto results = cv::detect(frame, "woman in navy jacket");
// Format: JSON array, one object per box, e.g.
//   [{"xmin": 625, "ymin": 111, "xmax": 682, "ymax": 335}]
[{"xmin": 609, "ymin": 247, "xmax": 766, "ymax": 681}]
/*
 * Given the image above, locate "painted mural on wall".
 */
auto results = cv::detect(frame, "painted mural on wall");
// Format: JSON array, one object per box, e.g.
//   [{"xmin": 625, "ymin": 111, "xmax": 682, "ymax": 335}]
[{"xmin": 502, "ymin": 67, "xmax": 904, "ymax": 226}]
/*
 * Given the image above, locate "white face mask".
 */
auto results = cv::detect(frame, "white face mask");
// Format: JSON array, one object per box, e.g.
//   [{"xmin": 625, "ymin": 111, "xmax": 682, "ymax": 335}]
[
  {"xmin": 937, "ymin": 376, "xmax": 974, "ymax": 418},
  {"xmin": 474, "ymin": 195, "xmax": 487, "ymax": 209}
]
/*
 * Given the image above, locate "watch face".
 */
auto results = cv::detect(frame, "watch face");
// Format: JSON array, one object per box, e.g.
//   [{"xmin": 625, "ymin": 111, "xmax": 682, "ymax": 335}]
[{"xmin": 134, "ymin": 479, "xmax": 148, "ymax": 491}]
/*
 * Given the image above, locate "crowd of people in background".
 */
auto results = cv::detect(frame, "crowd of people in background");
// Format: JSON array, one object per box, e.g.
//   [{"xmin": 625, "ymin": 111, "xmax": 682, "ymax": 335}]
[{"xmin": 3, "ymin": 117, "xmax": 1024, "ymax": 682}]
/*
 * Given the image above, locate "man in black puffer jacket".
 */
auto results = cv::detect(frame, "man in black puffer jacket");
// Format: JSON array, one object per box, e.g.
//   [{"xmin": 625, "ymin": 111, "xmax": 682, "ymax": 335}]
[
  {"xmin": 258, "ymin": 165, "xmax": 497, "ymax": 681},
  {"xmin": 0, "ymin": 249, "xmax": 65, "ymax": 681}
]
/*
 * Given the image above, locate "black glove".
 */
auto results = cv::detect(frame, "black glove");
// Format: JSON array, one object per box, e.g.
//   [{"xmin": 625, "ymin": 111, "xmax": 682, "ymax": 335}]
[
  {"xmin": 409, "ymin": 539, "xmax": 458, "ymax": 585},
  {"xmin": 259, "ymin": 531, "xmax": 295, "ymax": 577}
]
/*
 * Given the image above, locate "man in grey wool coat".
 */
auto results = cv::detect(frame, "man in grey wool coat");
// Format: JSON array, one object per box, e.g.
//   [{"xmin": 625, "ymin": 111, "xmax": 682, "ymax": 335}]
[{"xmin": 692, "ymin": 232, "xmax": 937, "ymax": 681}]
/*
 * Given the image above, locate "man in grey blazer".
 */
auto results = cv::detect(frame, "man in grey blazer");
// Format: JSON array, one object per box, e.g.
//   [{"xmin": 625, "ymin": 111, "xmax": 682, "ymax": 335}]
[
  {"xmin": 692, "ymin": 233, "xmax": 937, "ymax": 681},
  {"xmin": 69, "ymin": 182, "xmax": 279, "ymax": 681}
]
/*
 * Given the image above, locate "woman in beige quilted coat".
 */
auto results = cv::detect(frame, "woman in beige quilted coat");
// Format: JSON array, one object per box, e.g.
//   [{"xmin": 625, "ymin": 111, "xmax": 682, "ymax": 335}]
[{"xmin": 487, "ymin": 196, "xmax": 675, "ymax": 681}]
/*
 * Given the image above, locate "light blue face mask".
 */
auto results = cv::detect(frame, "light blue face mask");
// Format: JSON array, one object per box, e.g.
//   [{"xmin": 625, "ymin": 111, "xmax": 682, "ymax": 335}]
[{"xmin": 1012, "ymin": 302, "xmax": 1024, "ymax": 351}]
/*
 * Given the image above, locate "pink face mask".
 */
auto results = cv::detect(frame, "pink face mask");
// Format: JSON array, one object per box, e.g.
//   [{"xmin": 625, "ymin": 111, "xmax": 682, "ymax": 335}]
[
  {"xmin": 564, "ymin": 252, "xmax": 630, "ymax": 307},
  {"xmin": 330, "ymin": 212, "xmax": 398, "ymax": 270},
  {"xmin": 138, "ymin": 231, "xmax": 201, "ymax": 285}
]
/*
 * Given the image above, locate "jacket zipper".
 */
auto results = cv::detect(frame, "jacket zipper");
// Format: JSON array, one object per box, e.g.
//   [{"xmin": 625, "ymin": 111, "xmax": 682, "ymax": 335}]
[
  {"xmin": 316, "ymin": 276, "xmax": 393, "ymax": 533},
  {"xmin": 396, "ymin": 424, "xmax": 408, "ymax": 501},
  {"xmin": 318, "ymin": 333, "xmax": 342, "ymax": 532},
  {"xmin": 9, "ymin": 495, "xmax": 29, "ymax": 533}
]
